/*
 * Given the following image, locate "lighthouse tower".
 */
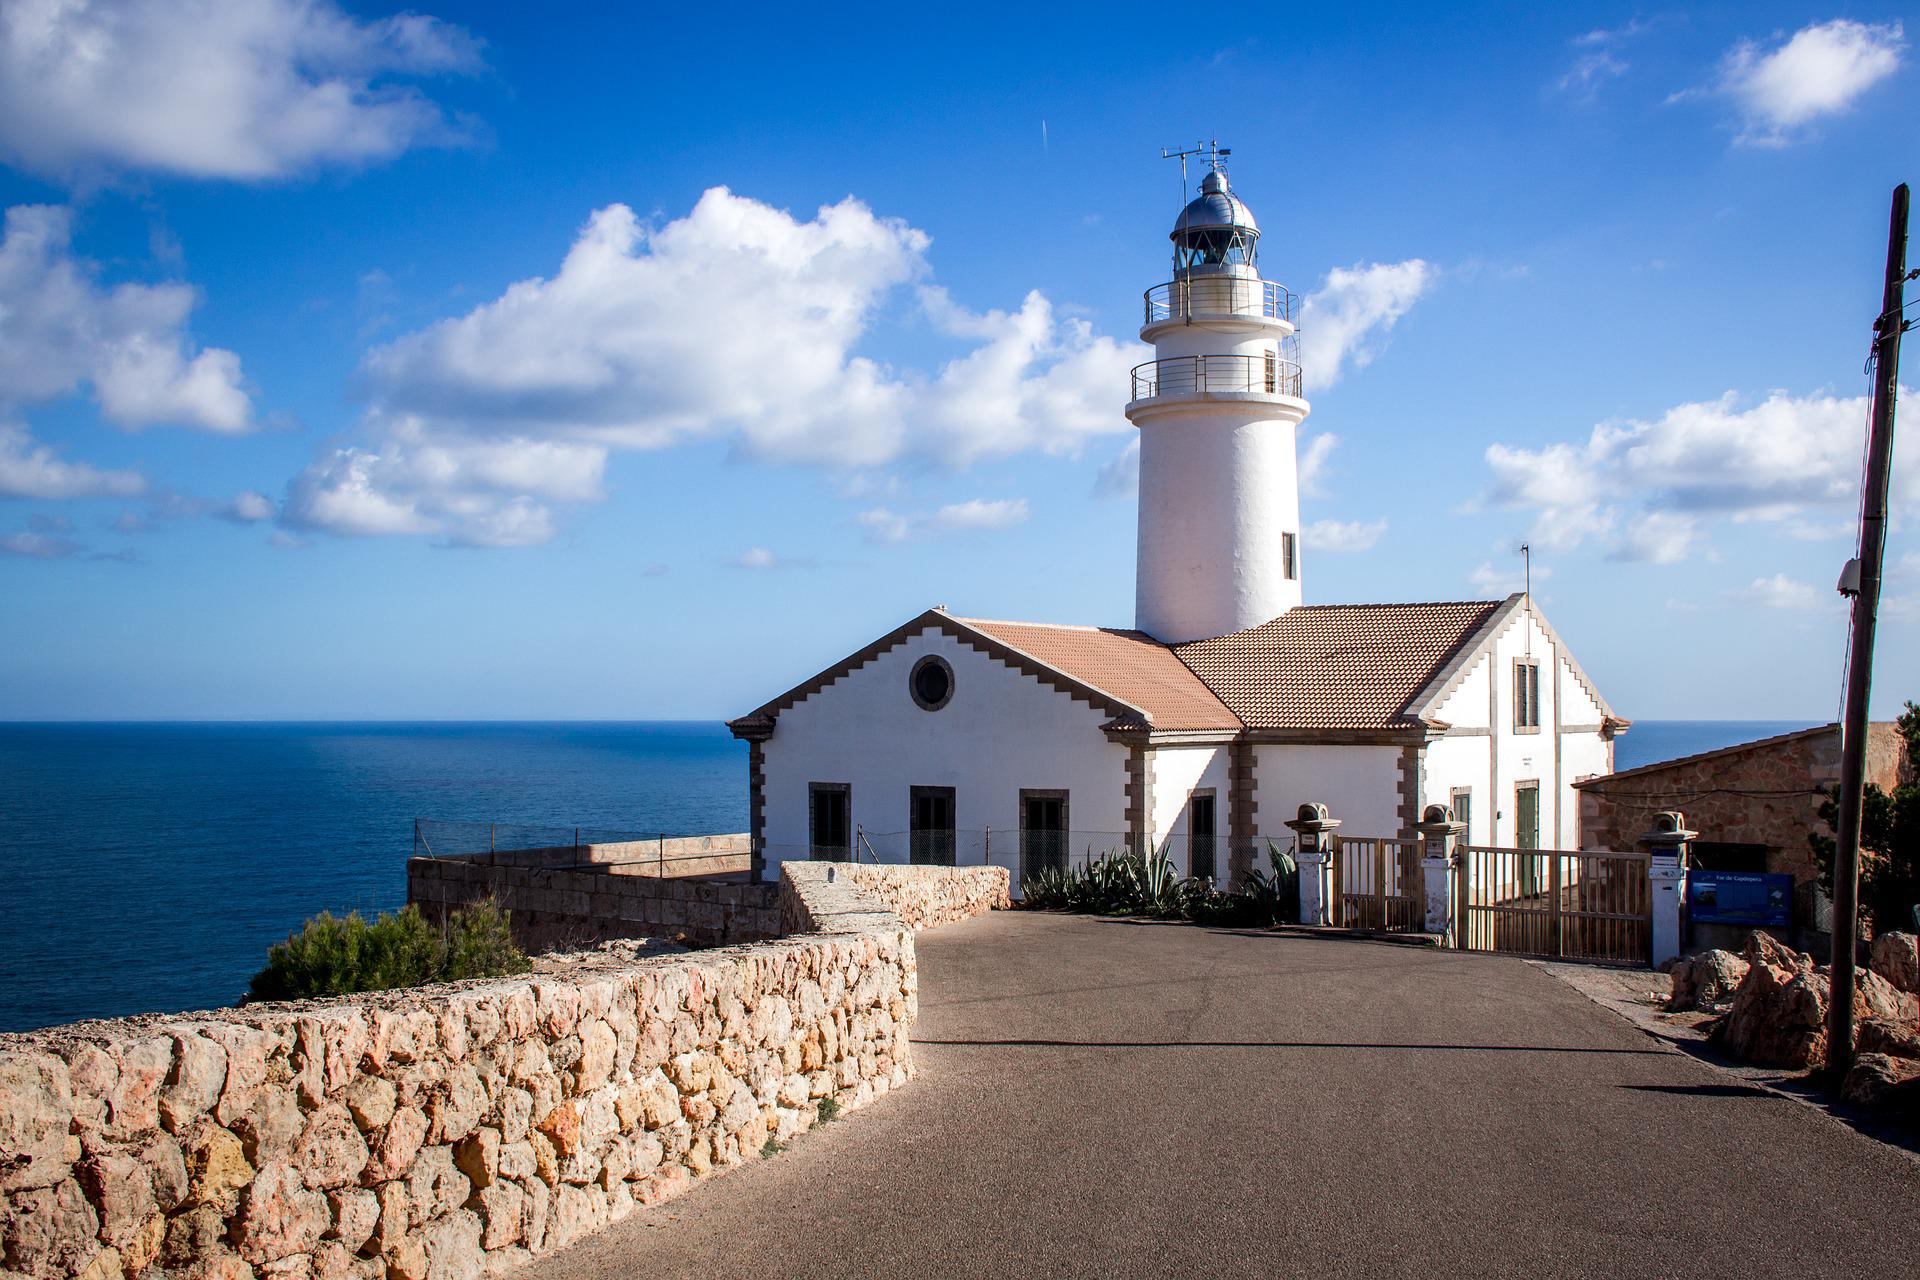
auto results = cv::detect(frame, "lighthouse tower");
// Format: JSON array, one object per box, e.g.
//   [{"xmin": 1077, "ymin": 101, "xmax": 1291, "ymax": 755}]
[{"xmin": 1127, "ymin": 155, "xmax": 1310, "ymax": 643}]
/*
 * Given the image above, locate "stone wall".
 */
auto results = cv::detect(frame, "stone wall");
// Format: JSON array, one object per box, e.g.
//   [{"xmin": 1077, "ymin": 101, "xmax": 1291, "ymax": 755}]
[
  {"xmin": 452, "ymin": 837, "xmax": 750, "ymax": 881},
  {"xmin": 835, "ymin": 865, "xmax": 1011, "ymax": 931},
  {"xmin": 0, "ymin": 866, "xmax": 922, "ymax": 1280},
  {"xmin": 1575, "ymin": 723, "xmax": 1907, "ymax": 883},
  {"xmin": 407, "ymin": 859, "xmax": 781, "ymax": 951}
]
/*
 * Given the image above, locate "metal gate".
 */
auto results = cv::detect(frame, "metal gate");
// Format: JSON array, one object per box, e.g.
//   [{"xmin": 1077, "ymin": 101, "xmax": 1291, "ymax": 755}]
[
  {"xmin": 1456, "ymin": 845, "xmax": 1650, "ymax": 963},
  {"xmin": 1331, "ymin": 836, "xmax": 1423, "ymax": 933}
]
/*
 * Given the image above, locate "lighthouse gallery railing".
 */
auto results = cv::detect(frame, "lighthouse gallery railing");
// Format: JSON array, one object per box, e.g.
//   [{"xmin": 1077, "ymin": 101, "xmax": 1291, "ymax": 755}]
[
  {"xmin": 1144, "ymin": 278, "xmax": 1297, "ymax": 324},
  {"xmin": 1130, "ymin": 353, "xmax": 1304, "ymax": 401}
]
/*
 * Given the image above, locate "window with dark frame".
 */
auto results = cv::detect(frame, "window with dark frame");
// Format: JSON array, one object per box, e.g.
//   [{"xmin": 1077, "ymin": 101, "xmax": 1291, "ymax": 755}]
[
  {"xmin": 1282, "ymin": 531, "xmax": 1297, "ymax": 580},
  {"xmin": 1188, "ymin": 792, "xmax": 1218, "ymax": 881},
  {"xmin": 910, "ymin": 786, "xmax": 957, "ymax": 867},
  {"xmin": 1450, "ymin": 788, "xmax": 1472, "ymax": 843},
  {"xmin": 1020, "ymin": 790, "xmax": 1069, "ymax": 881},
  {"xmin": 808, "ymin": 783, "xmax": 850, "ymax": 861},
  {"xmin": 1513, "ymin": 659, "xmax": 1542, "ymax": 731}
]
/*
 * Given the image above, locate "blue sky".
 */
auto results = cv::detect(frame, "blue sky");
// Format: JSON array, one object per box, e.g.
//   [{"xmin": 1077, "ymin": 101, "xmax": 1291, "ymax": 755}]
[{"xmin": 0, "ymin": 1, "xmax": 1915, "ymax": 722}]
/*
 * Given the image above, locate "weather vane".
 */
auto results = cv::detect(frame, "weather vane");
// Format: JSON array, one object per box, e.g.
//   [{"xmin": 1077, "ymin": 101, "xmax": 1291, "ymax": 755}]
[{"xmin": 1160, "ymin": 138, "xmax": 1231, "ymax": 204}]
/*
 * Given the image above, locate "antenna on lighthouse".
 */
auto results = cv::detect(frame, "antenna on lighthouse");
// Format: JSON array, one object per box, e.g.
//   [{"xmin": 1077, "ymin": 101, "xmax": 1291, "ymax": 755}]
[{"xmin": 1161, "ymin": 138, "xmax": 1228, "ymax": 205}]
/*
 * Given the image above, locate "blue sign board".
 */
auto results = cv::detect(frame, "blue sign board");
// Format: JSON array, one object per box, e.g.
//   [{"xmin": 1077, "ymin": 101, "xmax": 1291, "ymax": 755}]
[{"xmin": 1689, "ymin": 870, "xmax": 1793, "ymax": 928}]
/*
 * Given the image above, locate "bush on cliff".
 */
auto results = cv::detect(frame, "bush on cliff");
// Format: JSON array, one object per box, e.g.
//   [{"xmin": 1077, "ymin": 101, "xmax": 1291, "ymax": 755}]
[{"xmin": 245, "ymin": 900, "xmax": 530, "ymax": 1003}]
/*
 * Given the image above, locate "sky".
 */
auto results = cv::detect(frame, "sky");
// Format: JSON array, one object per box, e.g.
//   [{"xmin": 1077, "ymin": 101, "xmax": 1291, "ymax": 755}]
[{"xmin": 0, "ymin": 1, "xmax": 1916, "ymax": 723}]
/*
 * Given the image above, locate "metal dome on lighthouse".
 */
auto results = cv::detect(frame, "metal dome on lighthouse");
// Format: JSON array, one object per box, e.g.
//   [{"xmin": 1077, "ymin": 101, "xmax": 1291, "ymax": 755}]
[{"xmin": 1128, "ymin": 144, "xmax": 1310, "ymax": 644}]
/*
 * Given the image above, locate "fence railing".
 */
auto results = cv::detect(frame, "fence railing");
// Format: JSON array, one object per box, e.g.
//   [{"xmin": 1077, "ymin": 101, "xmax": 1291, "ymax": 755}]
[
  {"xmin": 1330, "ymin": 836, "xmax": 1424, "ymax": 933},
  {"xmin": 1456, "ymin": 845, "xmax": 1650, "ymax": 962},
  {"xmin": 413, "ymin": 818, "xmax": 751, "ymax": 877},
  {"xmin": 1130, "ymin": 353, "xmax": 1305, "ymax": 401},
  {"xmin": 1144, "ymin": 277, "xmax": 1297, "ymax": 325}
]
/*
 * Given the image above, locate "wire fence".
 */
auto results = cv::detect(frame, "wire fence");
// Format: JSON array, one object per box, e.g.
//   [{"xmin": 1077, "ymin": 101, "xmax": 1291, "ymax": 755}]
[{"xmin": 412, "ymin": 819, "xmax": 752, "ymax": 877}]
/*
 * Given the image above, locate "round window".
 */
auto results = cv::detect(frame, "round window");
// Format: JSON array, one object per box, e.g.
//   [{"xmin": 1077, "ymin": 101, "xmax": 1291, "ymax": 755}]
[{"xmin": 910, "ymin": 655, "xmax": 954, "ymax": 711}]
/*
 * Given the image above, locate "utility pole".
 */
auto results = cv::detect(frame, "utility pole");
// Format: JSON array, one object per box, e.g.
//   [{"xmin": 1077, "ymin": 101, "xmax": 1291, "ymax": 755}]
[{"xmin": 1830, "ymin": 183, "xmax": 1910, "ymax": 1081}]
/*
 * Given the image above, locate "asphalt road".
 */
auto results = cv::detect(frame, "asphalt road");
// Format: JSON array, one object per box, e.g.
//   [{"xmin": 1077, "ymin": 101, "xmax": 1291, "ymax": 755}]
[{"xmin": 524, "ymin": 912, "xmax": 1920, "ymax": 1279}]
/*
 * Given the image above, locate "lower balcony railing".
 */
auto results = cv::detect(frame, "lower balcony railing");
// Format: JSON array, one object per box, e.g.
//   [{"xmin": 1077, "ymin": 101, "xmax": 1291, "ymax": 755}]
[{"xmin": 1130, "ymin": 353, "xmax": 1304, "ymax": 401}]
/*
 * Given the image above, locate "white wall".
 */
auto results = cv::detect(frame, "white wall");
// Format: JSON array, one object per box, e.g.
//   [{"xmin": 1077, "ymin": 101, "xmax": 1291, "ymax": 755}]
[
  {"xmin": 1423, "ymin": 731, "xmax": 1493, "ymax": 845},
  {"xmin": 1151, "ymin": 744, "xmax": 1230, "ymax": 877},
  {"xmin": 1253, "ymin": 744, "xmax": 1403, "ymax": 842},
  {"xmin": 759, "ymin": 626, "xmax": 1129, "ymax": 884}
]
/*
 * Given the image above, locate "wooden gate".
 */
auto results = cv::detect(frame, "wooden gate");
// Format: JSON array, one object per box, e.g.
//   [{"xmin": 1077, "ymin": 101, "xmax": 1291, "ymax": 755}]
[
  {"xmin": 1331, "ymin": 836, "xmax": 1423, "ymax": 932},
  {"xmin": 1456, "ymin": 845, "xmax": 1650, "ymax": 963}
]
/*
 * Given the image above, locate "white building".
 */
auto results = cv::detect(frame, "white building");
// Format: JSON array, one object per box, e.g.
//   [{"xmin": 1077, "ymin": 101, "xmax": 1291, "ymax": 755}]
[{"xmin": 729, "ymin": 158, "xmax": 1625, "ymax": 888}]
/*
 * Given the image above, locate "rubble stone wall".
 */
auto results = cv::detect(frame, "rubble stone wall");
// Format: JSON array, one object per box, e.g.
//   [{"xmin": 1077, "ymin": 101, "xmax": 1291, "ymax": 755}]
[
  {"xmin": 0, "ymin": 867, "xmax": 919, "ymax": 1280},
  {"xmin": 837, "ymin": 864, "xmax": 1011, "ymax": 931},
  {"xmin": 458, "ymin": 838, "xmax": 750, "ymax": 881},
  {"xmin": 408, "ymin": 858, "xmax": 781, "ymax": 951}
]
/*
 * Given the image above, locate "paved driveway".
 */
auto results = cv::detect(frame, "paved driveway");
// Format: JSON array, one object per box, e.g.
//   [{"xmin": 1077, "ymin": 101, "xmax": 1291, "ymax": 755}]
[{"xmin": 526, "ymin": 912, "xmax": 1920, "ymax": 1279}]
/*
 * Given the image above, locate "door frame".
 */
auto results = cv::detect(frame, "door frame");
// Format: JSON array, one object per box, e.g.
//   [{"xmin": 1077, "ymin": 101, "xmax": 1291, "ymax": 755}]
[{"xmin": 909, "ymin": 785, "xmax": 957, "ymax": 866}]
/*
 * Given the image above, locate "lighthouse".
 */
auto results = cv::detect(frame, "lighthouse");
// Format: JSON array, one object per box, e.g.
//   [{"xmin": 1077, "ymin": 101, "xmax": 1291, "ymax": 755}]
[{"xmin": 1127, "ymin": 154, "xmax": 1310, "ymax": 644}]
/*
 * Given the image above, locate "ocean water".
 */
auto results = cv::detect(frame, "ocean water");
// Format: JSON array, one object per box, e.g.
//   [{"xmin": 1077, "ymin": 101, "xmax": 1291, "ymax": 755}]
[
  {"xmin": 0, "ymin": 722, "xmax": 745, "ymax": 1033},
  {"xmin": 0, "ymin": 718, "xmax": 1818, "ymax": 1034}
]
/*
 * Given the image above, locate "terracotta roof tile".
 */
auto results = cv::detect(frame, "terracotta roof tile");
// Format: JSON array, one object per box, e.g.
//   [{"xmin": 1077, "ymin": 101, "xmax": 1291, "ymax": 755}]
[
  {"xmin": 956, "ymin": 617, "xmax": 1243, "ymax": 732},
  {"xmin": 1172, "ymin": 601, "xmax": 1506, "ymax": 730}
]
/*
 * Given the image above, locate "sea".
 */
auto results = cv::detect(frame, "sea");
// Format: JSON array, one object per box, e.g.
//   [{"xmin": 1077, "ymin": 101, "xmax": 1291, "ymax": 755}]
[{"xmin": 0, "ymin": 718, "xmax": 1815, "ymax": 1033}]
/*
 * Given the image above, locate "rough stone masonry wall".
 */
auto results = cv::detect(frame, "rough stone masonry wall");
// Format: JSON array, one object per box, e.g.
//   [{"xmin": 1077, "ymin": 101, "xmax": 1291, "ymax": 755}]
[
  {"xmin": 408, "ymin": 858, "xmax": 781, "ymax": 952},
  {"xmin": 836, "ymin": 865, "xmax": 1011, "ymax": 932},
  {"xmin": 0, "ymin": 865, "xmax": 944, "ymax": 1280}
]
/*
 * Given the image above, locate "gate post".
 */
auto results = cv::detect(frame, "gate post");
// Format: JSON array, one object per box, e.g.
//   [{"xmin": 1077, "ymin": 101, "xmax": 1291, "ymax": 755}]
[
  {"xmin": 1285, "ymin": 803, "xmax": 1340, "ymax": 927},
  {"xmin": 1414, "ymin": 803, "xmax": 1466, "ymax": 943},
  {"xmin": 1641, "ymin": 811, "xmax": 1695, "ymax": 968}
]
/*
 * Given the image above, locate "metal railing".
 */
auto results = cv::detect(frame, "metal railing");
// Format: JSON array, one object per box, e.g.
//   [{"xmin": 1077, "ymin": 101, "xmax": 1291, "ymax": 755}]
[
  {"xmin": 412, "ymin": 818, "xmax": 751, "ymax": 877},
  {"xmin": 1145, "ymin": 278, "xmax": 1297, "ymax": 324},
  {"xmin": 1130, "ymin": 353, "xmax": 1304, "ymax": 401}
]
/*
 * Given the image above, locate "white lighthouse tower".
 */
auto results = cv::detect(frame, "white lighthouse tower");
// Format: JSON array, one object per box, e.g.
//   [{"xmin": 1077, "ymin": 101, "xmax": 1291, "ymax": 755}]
[{"xmin": 1128, "ymin": 150, "xmax": 1310, "ymax": 643}]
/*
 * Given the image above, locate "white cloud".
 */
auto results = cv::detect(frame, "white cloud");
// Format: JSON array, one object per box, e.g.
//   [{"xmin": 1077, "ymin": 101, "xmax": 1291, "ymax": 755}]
[
  {"xmin": 1691, "ymin": 19, "xmax": 1905, "ymax": 146},
  {"xmin": 1297, "ymin": 260, "xmax": 1432, "ymax": 393},
  {"xmin": 220, "ymin": 491, "xmax": 275, "ymax": 523},
  {"xmin": 0, "ymin": 422, "xmax": 144, "ymax": 498},
  {"xmin": 0, "ymin": 530, "xmax": 81, "ymax": 558},
  {"xmin": 1481, "ymin": 389, "xmax": 1914, "ymax": 561},
  {"xmin": 1730, "ymin": 572, "xmax": 1828, "ymax": 610},
  {"xmin": 726, "ymin": 546, "xmax": 812, "ymax": 571},
  {"xmin": 1092, "ymin": 437, "xmax": 1139, "ymax": 499},
  {"xmin": 0, "ymin": 0, "xmax": 482, "ymax": 181},
  {"xmin": 1469, "ymin": 560, "xmax": 1550, "ymax": 596},
  {"xmin": 1298, "ymin": 431, "xmax": 1339, "ymax": 497},
  {"xmin": 290, "ymin": 188, "xmax": 1141, "ymax": 545},
  {"xmin": 1304, "ymin": 517, "xmax": 1386, "ymax": 553},
  {"xmin": 0, "ymin": 205, "xmax": 251, "ymax": 431},
  {"xmin": 857, "ymin": 497, "xmax": 1030, "ymax": 544}
]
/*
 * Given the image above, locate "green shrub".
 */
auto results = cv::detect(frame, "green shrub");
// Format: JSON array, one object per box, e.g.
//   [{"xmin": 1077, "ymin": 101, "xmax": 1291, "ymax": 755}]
[
  {"xmin": 246, "ymin": 900, "xmax": 530, "ymax": 1004},
  {"xmin": 1018, "ymin": 840, "xmax": 1299, "ymax": 926}
]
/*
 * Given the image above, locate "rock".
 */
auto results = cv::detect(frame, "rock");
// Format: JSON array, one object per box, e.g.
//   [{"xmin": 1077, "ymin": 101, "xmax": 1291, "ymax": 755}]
[
  {"xmin": 2, "ymin": 1177, "xmax": 101, "ymax": 1275},
  {"xmin": 494, "ymin": 1088, "xmax": 532, "ymax": 1144},
  {"xmin": 405, "ymin": 1145, "xmax": 470, "ymax": 1223},
  {"xmin": 366, "ymin": 1181, "xmax": 409, "ymax": 1256},
  {"xmin": 345, "ymin": 1078, "xmax": 397, "ymax": 1134},
  {"xmin": 453, "ymin": 1128, "xmax": 499, "ymax": 1190},
  {"xmin": 546, "ymin": 1184, "xmax": 605, "ymax": 1251},
  {"xmin": 421, "ymin": 1210, "xmax": 482, "ymax": 1280},
  {"xmin": 1668, "ymin": 949, "xmax": 1750, "ymax": 1012},
  {"xmin": 1871, "ymin": 931, "xmax": 1920, "ymax": 995},
  {"xmin": 234, "ymin": 1088, "xmax": 304, "ymax": 1164},
  {"xmin": 161, "ymin": 1034, "xmax": 230, "ymax": 1133},
  {"xmin": 362, "ymin": 1106, "xmax": 427, "ymax": 1183},
  {"xmin": 184, "ymin": 1121, "xmax": 255, "ymax": 1208},
  {"xmin": 107, "ymin": 1036, "xmax": 172, "ymax": 1137},
  {"xmin": 162, "ymin": 1203, "xmax": 229, "ymax": 1268},
  {"xmin": 295, "ymin": 1104, "xmax": 371, "ymax": 1191},
  {"xmin": 76, "ymin": 1151, "xmax": 157, "ymax": 1249},
  {"xmin": 426, "ymin": 1064, "xmax": 484, "ymax": 1145},
  {"xmin": 1840, "ymin": 1052, "xmax": 1920, "ymax": 1109},
  {"xmin": 0, "ymin": 1051, "xmax": 74, "ymax": 1192},
  {"xmin": 535, "ymin": 1100, "xmax": 580, "ymax": 1157},
  {"xmin": 496, "ymin": 1140, "xmax": 536, "ymax": 1183},
  {"xmin": 325, "ymin": 1187, "xmax": 381, "ymax": 1254},
  {"xmin": 1857, "ymin": 1016, "xmax": 1920, "ymax": 1060},
  {"xmin": 572, "ymin": 1021, "xmax": 616, "ymax": 1094},
  {"xmin": 76, "ymin": 1246, "xmax": 122, "ymax": 1280},
  {"xmin": 474, "ymin": 1182, "xmax": 525, "ymax": 1250},
  {"xmin": 1714, "ymin": 943, "xmax": 1829, "ymax": 1068},
  {"xmin": 384, "ymin": 1237, "xmax": 427, "ymax": 1280},
  {"xmin": 233, "ymin": 1162, "xmax": 330, "ymax": 1265},
  {"xmin": 140, "ymin": 1131, "xmax": 190, "ymax": 1212}
]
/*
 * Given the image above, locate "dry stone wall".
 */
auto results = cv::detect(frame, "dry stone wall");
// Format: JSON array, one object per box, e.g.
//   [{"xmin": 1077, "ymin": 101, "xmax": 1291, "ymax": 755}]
[
  {"xmin": 0, "ymin": 867, "xmax": 928, "ymax": 1280},
  {"xmin": 838, "ymin": 865, "xmax": 1011, "ymax": 931}
]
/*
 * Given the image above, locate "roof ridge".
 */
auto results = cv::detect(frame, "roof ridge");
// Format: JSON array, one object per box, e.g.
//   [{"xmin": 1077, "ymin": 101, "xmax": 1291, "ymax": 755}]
[{"xmin": 956, "ymin": 615, "xmax": 1160, "ymax": 641}]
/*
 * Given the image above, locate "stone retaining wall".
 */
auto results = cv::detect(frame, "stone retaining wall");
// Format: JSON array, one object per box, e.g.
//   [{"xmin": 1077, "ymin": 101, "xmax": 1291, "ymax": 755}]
[
  {"xmin": 462, "ymin": 838, "xmax": 750, "ymax": 881},
  {"xmin": 0, "ymin": 867, "xmax": 921, "ymax": 1280},
  {"xmin": 407, "ymin": 860, "xmax": 781, "ymax": 951},
  {"xmin": 836, "ymin": 865, "xmax": 1011, "ymax": 931}
]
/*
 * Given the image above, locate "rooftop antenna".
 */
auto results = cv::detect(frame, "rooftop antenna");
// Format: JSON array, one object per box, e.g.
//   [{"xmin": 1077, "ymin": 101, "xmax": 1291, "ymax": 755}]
[
  {"xmin": 1160, "ymin": 138, "xmax": 1231, "ymax": 205},
  {"xmin": 1519, "ymin": 542, "xmax": 1533, "ymax": 658}
]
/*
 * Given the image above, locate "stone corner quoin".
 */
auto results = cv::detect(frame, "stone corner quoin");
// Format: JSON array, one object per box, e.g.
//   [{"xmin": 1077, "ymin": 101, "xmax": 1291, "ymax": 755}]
[{"xmin": 0, "ymin": 862, "xmax": 1010, "ymax": 1280}]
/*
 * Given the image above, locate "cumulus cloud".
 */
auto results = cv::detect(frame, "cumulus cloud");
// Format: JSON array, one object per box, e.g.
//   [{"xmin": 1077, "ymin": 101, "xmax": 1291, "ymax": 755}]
[
  {"xmin": 855, "ymin": 497, "xmax": 1029, "ymax": 544},
  {"xmin": 0, "ymin": 0, "xmax": 482, "ymax": 181},
  {"xmin": 0, "ymin": 422, "xmax": 145, "ymax": 499},
  {"xmin": 726, "ymin": 546, "xmax": 813, "ymax": 571},
  {"xmin": 1296, "ymin": 260, "xmax": 1432, "ymax": 393},
  {"xmin": 1729, "ymin": 573, "xmax": 1828, "ymax": 611},
  {"xmin": 1298, "ymin": 431, "xmax": 1339, "ymax": 497},
  {"xmin": 1092, "ymin": 438, "xmax": 1140, "ymax": 499},
  {"xmin": 1304, "ymin": 518, "xmax": 1386, "ymax": 553},
  {"xmin": 288, "ymin": 188, "xmax": 1142, "ymax": 545},
  {"xmin": 219, "ymin": 491, "xmax": 275, "ymax": 523},
  {"xmin": 1480, "ymin": 389, "xmax": 1913, "ymax": 561},
  {"xmin": 0, "ymin": 529, "xmax": 83, "ymax": 558},
  {"xmin": 1469, "ymin": 560, "xmax": 1550, "ymax": 596},
  {"xmin": 1680, "ymin": 19, "xmax": 1905, "ymax": 146},
  {"xmin": 0, "ymin": 205, "xmax": 251, "ymax": 431}
]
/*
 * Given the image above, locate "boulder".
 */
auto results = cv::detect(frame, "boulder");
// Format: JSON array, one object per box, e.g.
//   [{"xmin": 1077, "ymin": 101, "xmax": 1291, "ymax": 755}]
[
  {"xmin": 1871, "ymin": 931, "xmax": 1919, "ymax": 995},
  {"xmin": 0, "ymin": 1051, "xmax": 75, "ymax": 1192},
  {"xmin": 1668, "ymin": 949, "xmax": 1750, "ymax": 1012},
  {"xmin": 1714, "ymin": 933, "xmax": 1920, "ymax": 1069},
  {"xmin": 1858, "ymin": 1016, "xmax": 1920, "ymax": 1060},
  {"xmin": 1840, "ymin": 1052, "xmax": 1920, "ymax": 1109}
]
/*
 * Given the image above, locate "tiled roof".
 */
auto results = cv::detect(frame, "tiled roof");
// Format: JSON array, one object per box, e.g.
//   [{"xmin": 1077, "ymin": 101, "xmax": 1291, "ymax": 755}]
[
  {"xmin": 956, "ymin": 617, "xmax": 1243, "ymax": 732},
  {"xmin": 1172, "ymin": 601, "xmax": 1507, "ymax": 730}
]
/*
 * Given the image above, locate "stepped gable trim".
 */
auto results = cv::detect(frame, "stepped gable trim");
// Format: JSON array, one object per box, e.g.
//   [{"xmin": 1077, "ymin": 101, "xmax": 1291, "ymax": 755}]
[
  {"xmin": 1409, "ymin": 594, "xmax": 1626, "ymax": 730},
  {"xmin": 729, "ymin": 608, "xmax": 1150, "ymax": 731},
  {"xmin": 1572, "ymin": 722, "xmax": 1837, "ymax": 789}
]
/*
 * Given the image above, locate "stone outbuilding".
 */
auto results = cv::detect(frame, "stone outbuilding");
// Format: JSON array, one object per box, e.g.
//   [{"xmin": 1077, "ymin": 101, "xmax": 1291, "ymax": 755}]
[{"xmin": 1575, "ymin": 722, "xmax": 1910, "ymax": 885}]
